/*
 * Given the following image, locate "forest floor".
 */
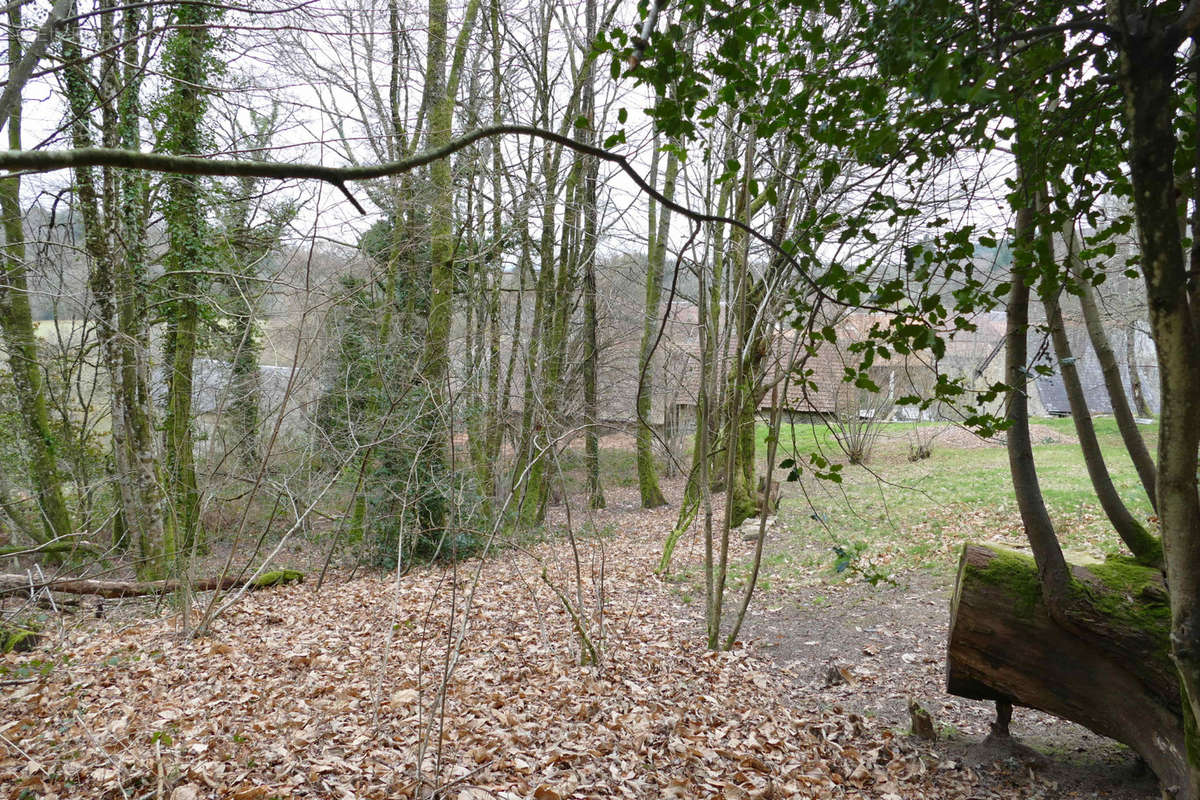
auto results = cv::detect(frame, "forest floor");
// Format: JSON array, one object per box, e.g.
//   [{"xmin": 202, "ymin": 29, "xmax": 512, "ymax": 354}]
[{"xmin": 0, "ymin": 424, "xmax": 1163, "ymax": 799}]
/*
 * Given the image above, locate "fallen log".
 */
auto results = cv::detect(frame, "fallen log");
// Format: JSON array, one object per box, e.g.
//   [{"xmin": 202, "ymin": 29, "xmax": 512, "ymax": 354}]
[
  {"xmin": 0, "ymin": 568, "xmax": 303, "ymax": 599},
  {"xmin": 0, "ymin": 538, "xmax": 102, "ymax": 558},
  {"xmin": 947, "ymin": 542, "xmax": 1187, "ymax": 797}
]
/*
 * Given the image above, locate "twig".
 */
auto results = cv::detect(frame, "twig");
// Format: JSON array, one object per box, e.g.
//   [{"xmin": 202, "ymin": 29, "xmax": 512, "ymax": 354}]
[
  {"xmin": 540, "ymin": 568, "xmax": 599, "ymax": 667},
  {"xmin": 74, "ymin": 710, "xmax": 130, "ymax": 800},
  {"xmin": 0, "ymin": 731, "xmax": 36, "ymax": 762}
]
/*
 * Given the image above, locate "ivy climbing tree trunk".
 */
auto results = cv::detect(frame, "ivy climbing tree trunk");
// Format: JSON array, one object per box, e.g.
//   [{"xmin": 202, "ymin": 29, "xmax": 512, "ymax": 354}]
[
  {"xmin": 161, "ymin": 0, "xmax": 216, "ymax": 572},
  {"xmin": 0, "ymin": 3, "xmax": 72, "ymax": 545},
  {"xmin": 62, "ymin": 1, "xmax": 163, "ymax": 572}
]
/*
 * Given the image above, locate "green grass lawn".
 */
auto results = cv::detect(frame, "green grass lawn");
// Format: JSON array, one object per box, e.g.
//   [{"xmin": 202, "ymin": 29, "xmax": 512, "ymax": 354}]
[{"xmin": 747, "ymin": 414, "xmax": 1160, "ymax": 588}]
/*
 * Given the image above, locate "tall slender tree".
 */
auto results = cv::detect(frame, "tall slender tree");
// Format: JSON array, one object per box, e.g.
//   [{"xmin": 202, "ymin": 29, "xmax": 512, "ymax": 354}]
[
  {"xmin": 0, "ymin": 2, "xmax": 73, "ymax": 546},
  {"xmin": 160, "ymin": 0, "xmax": 217, "ymax": 568}
]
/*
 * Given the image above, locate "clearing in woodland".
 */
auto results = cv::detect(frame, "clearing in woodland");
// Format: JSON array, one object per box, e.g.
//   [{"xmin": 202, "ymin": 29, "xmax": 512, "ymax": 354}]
[{"xmin": 0, "ymin": 417, "xmax": 1159, "ymax": 799}]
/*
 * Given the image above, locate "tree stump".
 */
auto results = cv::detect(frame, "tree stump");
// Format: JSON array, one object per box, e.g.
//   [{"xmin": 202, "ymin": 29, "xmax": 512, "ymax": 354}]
[{"xmin": 947, "ymin": 543, "xmax": 1189, "ymax": 798}]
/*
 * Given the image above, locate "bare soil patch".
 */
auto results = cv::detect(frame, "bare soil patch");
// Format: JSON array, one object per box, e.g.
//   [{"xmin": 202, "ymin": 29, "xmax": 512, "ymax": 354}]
[
  {"xmin": 872, "ymin": 422, "xmax": 1077, "ymax": 453},
  {"xmin": 551, "ymin": 476, "xmax": 1157, "ymax": 799},
  {"xmin": 739, "ymin": 566, "xmax": 1157, "ymax": 799}
]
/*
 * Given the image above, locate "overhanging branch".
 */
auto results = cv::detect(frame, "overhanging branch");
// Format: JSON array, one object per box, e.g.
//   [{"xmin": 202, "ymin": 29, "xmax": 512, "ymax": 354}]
[
  {"xmin": 0, "ymin": 123, "xmax": 787, "ymax": 262},
  {"xmin": 0, "ymin": 123, "xmax": 891, "ymax": 314}
]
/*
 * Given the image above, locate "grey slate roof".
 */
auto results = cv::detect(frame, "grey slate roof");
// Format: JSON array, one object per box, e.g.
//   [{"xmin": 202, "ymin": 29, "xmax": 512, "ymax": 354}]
[{"xmin": 1033, "ymin": 326, "xmax": 1159, "ymax": 416}]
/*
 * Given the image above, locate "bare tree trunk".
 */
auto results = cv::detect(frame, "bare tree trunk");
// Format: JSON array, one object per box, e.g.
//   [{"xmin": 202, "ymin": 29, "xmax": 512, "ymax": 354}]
[
  {"xmin": 515, "ymin": 147, "xmax": 559, "ymax": 523},
  {"xmin": 1126, "ymin": 322, "xmax": 1152, "ymax": 418},
  {"xmin": 0, "ymin": 569, "xmax": 302, "ymax": 599},
  {"xmin": 223, "ymin": 174, "xmax": 269, "ymax": 469},
  {"xmin": 722, "ymin": 136, "xmax": 758, "ymax": 528},
  {"xmin": 482, "ymin": 0, "xmax": 506, "ymax": 501},
  {"xmin": 707, "ymin": 134, "xmax": 758, "ymax": 649},
  {"xmin": 1068, "ymin": 225, "xmax": 1157, "ymax": 510},
  {"xmin": 1004, "ymin": 156, "xmax": 1071, "ymax": 612},
  {"xmin": 580, "ymin": 0, "xmax": 604, "ymax": 510},
  {"xmin": 1042, "ymin": 285, "xmax": 1161, "ymax": 565},
  {"xmin": 635, "ymin": 130, "xmax": 677, "ymax": 509},
  {"xmin": 421, "ymin": 0, "xmax": 482, "ymax": 399},
  {"xmin": 1111, "ymin": 23, "xmax": 1200, "ymax": 793},
  {"xmin": 538, "ymin": 143, "xmax": 584, "ymax": 504},
  {"xmin": 661, "ymin": 111, "xmax": 736, "ymax": 573}
]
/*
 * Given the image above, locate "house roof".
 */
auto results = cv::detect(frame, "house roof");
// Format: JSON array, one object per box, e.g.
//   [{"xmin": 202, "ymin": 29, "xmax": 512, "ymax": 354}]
[{"xmin": 1033, "ymin": 325, "xmax": 1159, "ymax": 416}]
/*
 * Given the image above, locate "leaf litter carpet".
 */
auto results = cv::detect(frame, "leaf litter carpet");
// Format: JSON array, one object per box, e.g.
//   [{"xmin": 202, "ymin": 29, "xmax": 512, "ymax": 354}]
[{"xmin": 0, "ymin": 511, "xmax": 1128, "ymax": 799}]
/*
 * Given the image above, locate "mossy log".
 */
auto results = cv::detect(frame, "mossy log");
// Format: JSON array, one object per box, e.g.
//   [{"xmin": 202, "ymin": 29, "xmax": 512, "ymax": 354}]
[
  {"xmin": 948, "ymin": 543, "xmax": 1187, "ymax": 797},
  {"xmin": 0, "ymin": 623, "xmax": 40, "ymax": 653},
  {"xmin": 0, "ymin": 568, "xmax": 303, "ymax": 599},
  {"xmin": 0, "ymin": 539, "xmax": 100, "ymax": 558}
]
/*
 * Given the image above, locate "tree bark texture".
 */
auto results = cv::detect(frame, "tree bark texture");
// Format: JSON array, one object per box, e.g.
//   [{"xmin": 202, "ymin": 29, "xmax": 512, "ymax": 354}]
[
  {"xmin": 635, "ymin": 133, "xmax": 678, "ymax": 509},
  {"xmin": 0, "ymin": 5, "xmax": 73, "ymax": 546},
  {"xmin": 1111, "ymin": 19, "xmax": 1200, "ymax": 791},
  {"xmin": 1042, "ymin": 287, "xmax": 1161, "ymax": 565},
  {"xmin": 1005, "ymin": 128, "xmax": 1071, "ymax": 611},
  {"xmin": 1074, "ymin": 260, "xmax": 1157, "ymax": 509},
  {"xmin": 949, "ymin": 542, "xmax": 1187, "ymax": 796},
  {"xmin": 1126, "ymin": 323, "xmax": 1152, "ymax": 418}
]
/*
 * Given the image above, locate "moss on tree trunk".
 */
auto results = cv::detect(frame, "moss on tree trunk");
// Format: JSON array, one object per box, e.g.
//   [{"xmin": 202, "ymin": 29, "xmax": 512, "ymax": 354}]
[{"xmin": 950, "ymin": 542, "xmax": 1186, "ymax": 794}]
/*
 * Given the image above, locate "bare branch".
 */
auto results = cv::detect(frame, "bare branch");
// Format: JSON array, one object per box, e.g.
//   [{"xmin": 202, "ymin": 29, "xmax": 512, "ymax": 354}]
[{"xmin": 0, "ymin": 0, "xmax": 74, "ymax": 139}]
